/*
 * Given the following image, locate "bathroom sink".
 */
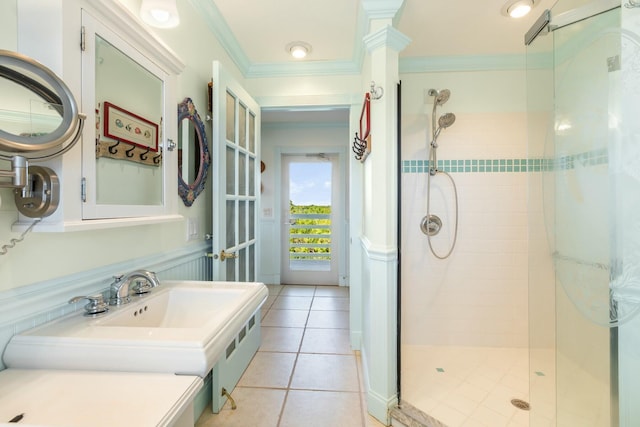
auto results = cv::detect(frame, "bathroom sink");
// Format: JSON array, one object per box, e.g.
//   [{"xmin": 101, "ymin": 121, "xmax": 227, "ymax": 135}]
[
  {"xmin": 2, "ymin": 280, "xmax": 267, "ymax": 377},
  {"xmin": 97, "ymin": 286, "xmax": 246, "ymax": 328}
]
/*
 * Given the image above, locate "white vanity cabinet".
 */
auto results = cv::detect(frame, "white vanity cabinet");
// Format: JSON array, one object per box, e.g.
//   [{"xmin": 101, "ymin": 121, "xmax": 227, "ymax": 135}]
[{"xmin": 13, "ymin": 0, "xmax": 185, "ymax": 232}]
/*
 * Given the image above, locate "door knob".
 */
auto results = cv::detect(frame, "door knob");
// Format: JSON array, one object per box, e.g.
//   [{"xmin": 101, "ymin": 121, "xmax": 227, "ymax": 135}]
[{"xmin": 220, "ymin": 249, "xmax": 238, "ymax": 261}]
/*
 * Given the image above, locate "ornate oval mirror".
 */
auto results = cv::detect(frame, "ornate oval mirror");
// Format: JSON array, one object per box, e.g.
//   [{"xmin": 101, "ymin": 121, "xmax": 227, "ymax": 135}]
[
  {"xmin": 0, "ymin": 49, "xmax": 84, "ymax": 158},
  {"xmin": 177, "ymin": 98, "xmax": 210, "ymax": 206}
]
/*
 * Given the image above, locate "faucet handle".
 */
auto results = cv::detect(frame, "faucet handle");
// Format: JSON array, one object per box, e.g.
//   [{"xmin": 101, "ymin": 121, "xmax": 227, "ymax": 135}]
[
  {"xmin": 131, "ymin": 279, "xmax": 153, "ymax": 295},
  {"xmin": 68, "ymin": 295, "xmax": 109, "ymax": 316}
]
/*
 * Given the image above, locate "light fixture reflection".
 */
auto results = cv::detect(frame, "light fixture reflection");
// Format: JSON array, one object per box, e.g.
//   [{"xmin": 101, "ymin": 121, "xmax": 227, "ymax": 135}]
[{"xmin": 140, "ymin": 0, "xmax": 180, "ymax": 28}]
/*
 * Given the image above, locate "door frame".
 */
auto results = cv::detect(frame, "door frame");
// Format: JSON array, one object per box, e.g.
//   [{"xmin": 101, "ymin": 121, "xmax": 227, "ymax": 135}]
[
  {"xmin": 280, "ymin": 153, "xmax": 340, "ymax": 285},
  {"xmin": 273, "ymin": 145, "xmax": 348, "ymax": 286}
]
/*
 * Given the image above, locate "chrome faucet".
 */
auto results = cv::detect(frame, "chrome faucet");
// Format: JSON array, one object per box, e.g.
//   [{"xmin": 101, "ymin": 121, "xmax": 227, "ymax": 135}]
[{"xmin": 109, "ymin": 269, "xmax": 160, "ymax": 305}]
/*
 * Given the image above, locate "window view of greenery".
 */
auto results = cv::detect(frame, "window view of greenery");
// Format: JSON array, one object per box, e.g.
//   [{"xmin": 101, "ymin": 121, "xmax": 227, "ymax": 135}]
[{"xmin": 289, "ymin": 201, "xmax": 331, "ymax": 262}]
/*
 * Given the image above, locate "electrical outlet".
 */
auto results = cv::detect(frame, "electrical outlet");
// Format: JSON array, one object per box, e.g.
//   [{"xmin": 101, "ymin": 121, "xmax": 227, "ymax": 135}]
[{"xmin": 186, "ymin": 218, "xmax": 199, "ymax": 241}]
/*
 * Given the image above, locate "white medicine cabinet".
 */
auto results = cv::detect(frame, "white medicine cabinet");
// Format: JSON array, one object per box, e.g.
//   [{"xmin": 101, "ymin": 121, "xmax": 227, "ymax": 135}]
[{"xmin": 13, "ymin": 0, "xmax": 184, "ymax": 231}]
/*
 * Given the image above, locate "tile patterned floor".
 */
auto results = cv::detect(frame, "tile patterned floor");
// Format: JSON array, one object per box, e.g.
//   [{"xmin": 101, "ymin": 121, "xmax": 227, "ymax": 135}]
[{"xmin": 196, "ymin": 285, "xmax": 386, "ymax": 427}]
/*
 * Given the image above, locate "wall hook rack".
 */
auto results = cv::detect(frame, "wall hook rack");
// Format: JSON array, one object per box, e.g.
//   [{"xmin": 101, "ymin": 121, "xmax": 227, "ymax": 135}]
[{"xmin": 370, "ymin": 81, "xmax": 384, "ymax": 100}]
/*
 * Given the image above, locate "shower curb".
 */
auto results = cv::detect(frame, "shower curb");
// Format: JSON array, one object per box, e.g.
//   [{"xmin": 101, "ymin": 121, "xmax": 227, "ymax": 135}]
[{"xmin": 390, "ymin": 401, "xmax": 448, "ymax": 427}]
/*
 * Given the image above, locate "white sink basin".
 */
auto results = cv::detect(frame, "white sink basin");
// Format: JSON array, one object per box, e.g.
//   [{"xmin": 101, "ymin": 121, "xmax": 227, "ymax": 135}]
[{"xmin": 2, "ymin": 280, "xmax": 267, "ymax": 377}]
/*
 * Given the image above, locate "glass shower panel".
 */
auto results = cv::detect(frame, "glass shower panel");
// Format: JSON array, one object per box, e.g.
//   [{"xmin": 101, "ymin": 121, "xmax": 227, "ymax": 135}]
[
  {"xmin": 528, "ymin": 5, "xmax": 625, "ymax": 426},
  {"xmin": 552, "ymin": 10, "xmax": 617, "ymax": 427},
  {"xmin": 526, "ymin": 21, "xmax": 556, "ymax": 427}
]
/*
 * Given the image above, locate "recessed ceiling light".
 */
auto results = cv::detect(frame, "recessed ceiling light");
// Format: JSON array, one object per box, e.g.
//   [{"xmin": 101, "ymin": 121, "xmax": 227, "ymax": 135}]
[
  {"xmin": 501, "ymin": 0, "xmax": 538, "ymax": 18},
  {"xmin": 140, "ymin": 0, "xmax": 180, "ymax": 28},
  {"xmin": 286, "ymin": 42, "xmax": 312, "ymax": 59}
]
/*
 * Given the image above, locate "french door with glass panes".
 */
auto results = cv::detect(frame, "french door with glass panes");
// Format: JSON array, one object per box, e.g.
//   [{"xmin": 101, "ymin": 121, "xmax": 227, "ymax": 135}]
[{"xmin": 210, "ymin": 61, "xmax": 260, "ymax": 281}]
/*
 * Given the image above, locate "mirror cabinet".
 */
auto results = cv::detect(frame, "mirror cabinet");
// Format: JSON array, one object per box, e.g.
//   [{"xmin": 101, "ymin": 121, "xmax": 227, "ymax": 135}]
[{"xmin": 12, "ymin": 0, "xmax": 184, "ymax": 231}]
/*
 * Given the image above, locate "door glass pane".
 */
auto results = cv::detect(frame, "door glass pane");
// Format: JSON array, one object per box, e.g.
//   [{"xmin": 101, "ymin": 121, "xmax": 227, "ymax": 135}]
[
  {"xmin": 226, "ymin": 257, "xmax": 235, "ymax": 281},
  {"xmin": 239, "ymin": 104, "xmax": 247, "ymax": 149},
  {"xmin": 226, "ymin": 200, "xmax": 236, "ymax": 248},
  {"xmin": 239, "ymin": 200, "xmax": 246, "ymax": 244},
  {"xmin": 288, "ymin": 161, "xmax": 332, "ymax": 272},
  {"xmin": 226, "ymin": 91, "xmax": 235, "ymax": 142},
  {"xmin": 239, "ymin": 248, "xmax": 246, "ymax": 282},
  {"xmin": 249, "ymin": 113, "xmax": 255, "ymax": 153},
  {"xmin": 249, "ymin": 245, "xmax": 255, "ymax": 281},
  {"xmin": 249, "ymin": 201, "xmax": 255, "ymax": 240},
  {"xmin": 239, "ymin": 153, "xmax": 246, "ymax": 195},
  {"xmin": 249, "ymin": 157, "xmax": 255, "ymax": 197},
  {"xmin": 226, "ymin": 146, "xmax": 235, "ymax": 195}
]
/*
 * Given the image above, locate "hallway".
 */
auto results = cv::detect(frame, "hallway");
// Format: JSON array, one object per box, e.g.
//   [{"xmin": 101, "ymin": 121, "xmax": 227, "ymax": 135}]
[{"xmin": 197, "ymin": 285, "xmax": 384, "ymax": 427}]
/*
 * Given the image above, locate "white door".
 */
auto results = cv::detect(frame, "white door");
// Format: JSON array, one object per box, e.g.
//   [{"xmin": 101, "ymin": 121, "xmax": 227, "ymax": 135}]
[
  {"xmin": 280, "ymin": 154, "xmax": 340, "ymax": 285},
  {"xmin": 211, "ymin": 61, "xmax": 260, "ymax": 281}
]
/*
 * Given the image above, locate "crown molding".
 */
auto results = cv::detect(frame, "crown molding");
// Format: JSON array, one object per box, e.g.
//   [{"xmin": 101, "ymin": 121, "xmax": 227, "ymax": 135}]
[
  {"xmin": 188, "ymin": 0, "xmax": 537, "ymax": 79},
  {"xmin": 246, "ymin": 60, "xmax": 361, "ymax": 78},
  {"xmin": 85, "ymin": 0, "xmax": 185, "ymax": 74},
  {"xmin": 187, "ymin": 0, "xmax": 251, "ymax": 76},
  {"xmin": 361, "ymin": 0, "xmax": 405, "ymax": 21},
  {"xmin": 400, "ymin": 53, "xmax": 533, "ymax": 73},
  {"xmin": 363, "ymin": 25, "xmax": 411, "ymax": 53}
]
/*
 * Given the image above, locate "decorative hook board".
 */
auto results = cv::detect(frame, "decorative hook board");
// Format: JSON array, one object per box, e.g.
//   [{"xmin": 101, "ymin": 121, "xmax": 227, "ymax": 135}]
[
  {"xmin": 352, "ymin": 92, "xmax": 371, "ymax": 162},
  {"xmin": 96, "ymin": 139, "xmax": 162, "ymax": 166}
]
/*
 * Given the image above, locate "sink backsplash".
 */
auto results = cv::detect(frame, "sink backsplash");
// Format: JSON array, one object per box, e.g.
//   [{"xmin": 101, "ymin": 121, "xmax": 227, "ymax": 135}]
[{"xmin": 0, "ymin": 243, "xmax": 211, "ymax": 370}]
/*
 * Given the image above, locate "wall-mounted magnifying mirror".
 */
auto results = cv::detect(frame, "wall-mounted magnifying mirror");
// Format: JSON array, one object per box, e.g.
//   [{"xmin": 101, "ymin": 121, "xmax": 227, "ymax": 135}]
[
  {"xmin": 0, "ymin": 49, "xmax": 85, "ymax": 218},
  {"xmin": 0, "ymin": 49, "xmax": 84, "ymax": 158},
  {"xmin": 178, "ymin": 97, "xmax": 210, "ymax": 206}
]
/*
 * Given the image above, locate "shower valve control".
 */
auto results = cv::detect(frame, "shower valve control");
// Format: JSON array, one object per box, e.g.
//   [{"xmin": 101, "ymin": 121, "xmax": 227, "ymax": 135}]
[{"xmin": 420, "ymin": 214, "xmax": 442, "ymax": 236}]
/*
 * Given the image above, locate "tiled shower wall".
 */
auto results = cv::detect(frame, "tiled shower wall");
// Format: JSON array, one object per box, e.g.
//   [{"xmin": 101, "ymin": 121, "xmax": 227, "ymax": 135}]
[{"xmin": 400, "ymin": 70, "xmax": 529, "ymax": 348}]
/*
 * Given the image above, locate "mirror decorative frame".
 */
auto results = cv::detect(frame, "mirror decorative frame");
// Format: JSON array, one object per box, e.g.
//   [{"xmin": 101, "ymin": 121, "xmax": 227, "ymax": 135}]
[{"xmin": 177, "ymin": 97, "xmax": 210, "ymax": 206}]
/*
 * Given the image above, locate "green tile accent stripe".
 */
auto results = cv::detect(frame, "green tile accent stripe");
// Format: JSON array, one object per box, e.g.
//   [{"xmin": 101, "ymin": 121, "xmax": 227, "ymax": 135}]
[{"xmin": 402, "ymin": 149, "xmax": 608, "ymax": 174}]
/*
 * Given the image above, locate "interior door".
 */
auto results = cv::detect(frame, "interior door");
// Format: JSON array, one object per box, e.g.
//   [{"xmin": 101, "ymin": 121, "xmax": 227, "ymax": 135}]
[
  {"xmin": 280, "ymin": 154, "xmax": 340, "ymax": 285},
  {"xmin": 211, "ymin": 61, "xmax": 260, "ymax": 281}
]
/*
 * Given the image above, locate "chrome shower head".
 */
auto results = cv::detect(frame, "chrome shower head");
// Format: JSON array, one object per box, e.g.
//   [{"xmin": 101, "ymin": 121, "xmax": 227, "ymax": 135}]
[
  {"xmin": 433, "ymin": 113, "xmax": 456, "ymax": 140},
  {"xmin": 438, "ymin": 112, "xmax": 456, "ymax": 129},
  {"xmin": 428, "ymin": 88, "xmax": 451, "ymax": 106}
]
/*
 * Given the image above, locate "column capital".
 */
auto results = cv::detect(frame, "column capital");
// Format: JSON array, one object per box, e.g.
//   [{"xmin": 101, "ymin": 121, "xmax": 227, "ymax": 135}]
[
  {"xmin": 363, "ymin": 25, "xmax": 411, "ymax": 53},
  {"xmin": 361, "ymin": 0, "xmax": 405, "ymax": 20}
]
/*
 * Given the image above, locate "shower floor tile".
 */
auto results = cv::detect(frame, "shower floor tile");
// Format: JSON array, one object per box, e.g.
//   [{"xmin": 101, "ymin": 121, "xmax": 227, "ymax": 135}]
[{"xmin": 401, "ymin": 345, "xmax": 530, "ymax": 427}]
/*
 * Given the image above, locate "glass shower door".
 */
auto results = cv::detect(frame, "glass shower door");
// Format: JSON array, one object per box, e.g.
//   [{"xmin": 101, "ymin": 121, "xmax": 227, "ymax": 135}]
[{"xmin": 527, "ymin": 2, "xmax": 640, "ymax": 426}]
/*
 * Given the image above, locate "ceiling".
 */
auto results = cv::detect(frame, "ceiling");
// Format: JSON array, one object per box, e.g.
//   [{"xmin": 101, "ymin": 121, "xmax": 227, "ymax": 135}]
[{"xmin": 203, "ymin": 0, "xmax": 560, "ymax": 77}]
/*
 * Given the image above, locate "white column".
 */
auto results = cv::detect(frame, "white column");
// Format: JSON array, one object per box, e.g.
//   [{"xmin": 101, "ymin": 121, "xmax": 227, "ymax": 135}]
[{"xmin": 359, "ymin": 1, "xmax": 410, "ymax": 423}]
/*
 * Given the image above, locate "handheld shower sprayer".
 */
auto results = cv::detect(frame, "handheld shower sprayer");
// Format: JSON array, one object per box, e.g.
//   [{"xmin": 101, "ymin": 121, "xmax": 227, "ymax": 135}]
[
  {"xmin": 433, "ymin": 113, "xmax": 456, "ymax": 141},
  {"xmin": 422, "ymin": 88, "xmax": 459, "ymax": 260}
]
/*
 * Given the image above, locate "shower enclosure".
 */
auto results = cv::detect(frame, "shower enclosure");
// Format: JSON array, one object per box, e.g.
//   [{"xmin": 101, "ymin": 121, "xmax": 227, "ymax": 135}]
[
  {"xmin": 399, "ymin": 0, "xmax": 640, "ymax": 426},
  {"xmin": 527, "ymin": 0, "xmax": 640, "ymax": 425}
]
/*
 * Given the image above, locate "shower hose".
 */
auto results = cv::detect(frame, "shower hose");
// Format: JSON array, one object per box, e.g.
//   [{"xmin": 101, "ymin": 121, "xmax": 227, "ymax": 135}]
[{"xmin": 426, "ymin": 145, "xmax": 459, "ymax": 260}]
